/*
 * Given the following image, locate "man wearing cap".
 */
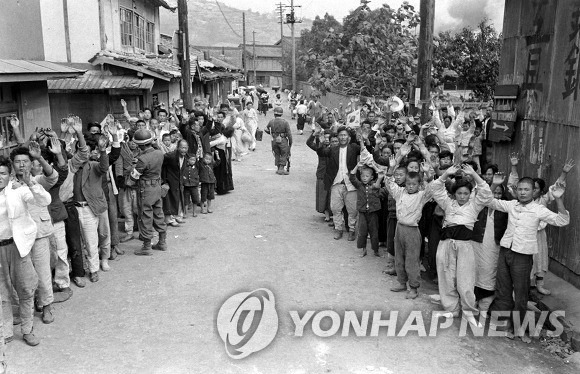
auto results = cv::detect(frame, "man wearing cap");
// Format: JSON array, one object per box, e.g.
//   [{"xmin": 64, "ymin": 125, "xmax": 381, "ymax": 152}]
[
  {"xmin": 129, "ymin": 129, "xmax": 168, "ymax": 256},
  {"xmin": 265, "ymin": 107, "xmax": 292, "ymax": 175}
]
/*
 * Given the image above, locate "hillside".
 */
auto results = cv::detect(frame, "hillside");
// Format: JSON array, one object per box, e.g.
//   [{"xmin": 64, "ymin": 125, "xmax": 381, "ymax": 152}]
[{"xmin": 159, "ymin": 0, "xmax": 312, "ymax": 46}]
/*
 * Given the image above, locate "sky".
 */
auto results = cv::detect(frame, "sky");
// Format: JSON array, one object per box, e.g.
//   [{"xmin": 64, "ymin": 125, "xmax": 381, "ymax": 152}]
[{"xmin": 215, "ymin": 0, "xmax": 505, "ymax": 32}]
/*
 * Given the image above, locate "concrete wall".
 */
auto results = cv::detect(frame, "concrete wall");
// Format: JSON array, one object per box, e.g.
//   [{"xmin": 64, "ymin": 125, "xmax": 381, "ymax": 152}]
[
  {"xmin": 0, "ymin": 0, "xmax": 45, "ymax": 60},
  {"xmin": 68, "ymin": 0, "xmax": 101, "ymax": 62}
]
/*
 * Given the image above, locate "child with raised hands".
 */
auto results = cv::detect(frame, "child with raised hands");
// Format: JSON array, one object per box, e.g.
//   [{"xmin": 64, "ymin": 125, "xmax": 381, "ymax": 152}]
[{"xmin": 430, "ymin": 163, "xmax": 492, "ymax": 328}]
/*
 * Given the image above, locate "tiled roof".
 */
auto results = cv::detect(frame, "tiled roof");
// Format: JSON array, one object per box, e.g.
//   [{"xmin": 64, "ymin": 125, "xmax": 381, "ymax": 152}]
[
  {"xmin": 89, "ymin": 50, "xmax": 184, "ymax": 80},
  {"xmin": 48, "ymin": 72, "xmax": 154, "ymax": 91}
]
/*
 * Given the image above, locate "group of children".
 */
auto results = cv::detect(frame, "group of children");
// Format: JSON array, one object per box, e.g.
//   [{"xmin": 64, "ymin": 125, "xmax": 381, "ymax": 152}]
[{"xmin": 308, "ymin": 99, "xmax": 574, "ymax": 340}]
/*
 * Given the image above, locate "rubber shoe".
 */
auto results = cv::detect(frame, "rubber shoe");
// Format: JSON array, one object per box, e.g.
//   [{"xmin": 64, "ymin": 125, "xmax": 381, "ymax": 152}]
[
  {"xmin": 100, "ymin": 259, "xmax": 110, "ymax": 272},
  {"xmin": 347, "ymin": 231, "xmax": 356, "ymax": 241},
  {"xmin": 390, "ymin": 283, "xmax": 407, "ymax": 292},
  {"xmin": 42, "ymin": 305, "xmax": 54, "ymax": 324},
  {"xmin": 23, "ymin": 331, "xmax": 40, "ymax": 346},
  {"xmin": 406, "ymin": 288, "xmax": 418, "ymax": 299},
  {"xmin": 89, "ymin": 272, "xmax": 99, "ymax": 283},
  {"xmin": 72, "ymin": 277, "xmax": 86, "ymax": 288}
]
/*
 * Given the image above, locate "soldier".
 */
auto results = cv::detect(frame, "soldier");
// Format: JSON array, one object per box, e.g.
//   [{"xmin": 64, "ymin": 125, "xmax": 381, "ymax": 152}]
[
  {"xmin": 128, "ymin": 129, "xmax": 168, "ymax": 256},
  {"xmin": 265, "ymin": 106, "xmax": 292, "ymax": 175}
]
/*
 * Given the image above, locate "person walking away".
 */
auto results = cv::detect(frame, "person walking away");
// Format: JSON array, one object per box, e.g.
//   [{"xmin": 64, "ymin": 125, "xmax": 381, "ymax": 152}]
[
  {"xmin": 296, "ymin": 100, "xmax": 308, "ymax": 135},
  {"xmin": 265, "ymin": 107, "xmax": 292, "ymax": 175},
  {"xmin": 242, "ymin": 102, "xmax": 259, "ymax": 151}
]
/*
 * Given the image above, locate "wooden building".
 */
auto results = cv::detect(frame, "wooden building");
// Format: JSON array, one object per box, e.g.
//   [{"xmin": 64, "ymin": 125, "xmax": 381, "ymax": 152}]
[{"xmin": 493, "ymin": 0, "xmax": 580, "ymax": 287}]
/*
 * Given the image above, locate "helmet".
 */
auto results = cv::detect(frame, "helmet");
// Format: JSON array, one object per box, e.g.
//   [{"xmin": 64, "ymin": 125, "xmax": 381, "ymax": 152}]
[
  {"xmin": 133, "ymin": 129, "xmax": 154, "ymax": 145},
  {"xmin": 273, "ymin": 107, "xmax": 283, "ymax": 115}
]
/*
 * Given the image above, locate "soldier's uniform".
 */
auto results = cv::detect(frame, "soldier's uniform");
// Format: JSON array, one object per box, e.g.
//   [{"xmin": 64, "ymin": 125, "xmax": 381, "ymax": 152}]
[
  {"xmin": 129, "ymin": 130, "xmax": 167, "ymax": 255},
  {"xmin": 266, "ymin": 107, "xmax": 292, "ymax": 175}
]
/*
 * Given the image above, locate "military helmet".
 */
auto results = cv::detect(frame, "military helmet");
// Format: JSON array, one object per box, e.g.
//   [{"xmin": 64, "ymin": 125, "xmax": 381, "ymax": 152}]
[
  {"xmin": 133, "ymin": 129, "xmax": 154, "ymax": 145},
  {"xmin": 273, "ymin": 106, "xmax": 283, "ymax": 115}
]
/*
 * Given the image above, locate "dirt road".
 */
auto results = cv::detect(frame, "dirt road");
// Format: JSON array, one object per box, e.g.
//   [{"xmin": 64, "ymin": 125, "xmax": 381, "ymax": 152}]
[{"xmin": 6, "ymin": 108, "xmax": 574, "ymax": 373}]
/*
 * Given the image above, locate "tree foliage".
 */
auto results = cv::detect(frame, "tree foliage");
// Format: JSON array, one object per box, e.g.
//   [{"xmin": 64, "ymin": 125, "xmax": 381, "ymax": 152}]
[
  {"xmin": 432, "ymin": 20, "xmax": 502, "ymax": 101},
  {"xmin": 300, "ymin": 2, "xmax": 419, "ymax": 98}
]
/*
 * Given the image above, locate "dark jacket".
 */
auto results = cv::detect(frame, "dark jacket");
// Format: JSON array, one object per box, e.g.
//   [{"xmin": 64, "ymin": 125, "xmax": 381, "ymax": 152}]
[
  {"xmin": 102, "ymin": 144, "xmax": 121, "ymax": 201},
  {"xmin": 199, "ymin": 160, "xmax": 219, "ymax": 184},
  {"xmin": 317, "ymin": 143, "xmax": 360, "ymax": 190},
  {"xmin": 182, "ymin": 163, "xmax": 200, "ymax": 187},
  {"xmin": 306, "ymin": 133, "xmax": 327, "ymax": 180},
  {"xmin": 48, "ymin": 164, "xmax": 69, "ymax": 223},
  {"xmin": 76, "ymin": 151, "xmax": 109, "ymax": 216},
  {"xmin": 161, "ymin": 150, "xmax": 188, "ymax": 215},
  {"xmin": 472, "ymin": 207, "xmax": 509, "ymax": 245},
  {"xmin": 349, "ymin": 173, "xmax": 382, "ymax": 213},
  {"xmin": 180, "ymin": 124, "xmax": 211, "ymax": 157}
]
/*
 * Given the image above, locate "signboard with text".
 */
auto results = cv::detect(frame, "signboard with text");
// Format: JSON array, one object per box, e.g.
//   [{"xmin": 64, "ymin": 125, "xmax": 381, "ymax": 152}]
[{"xmin": 488, "ymin": 110, "xmax": 517, "ymax": 142}]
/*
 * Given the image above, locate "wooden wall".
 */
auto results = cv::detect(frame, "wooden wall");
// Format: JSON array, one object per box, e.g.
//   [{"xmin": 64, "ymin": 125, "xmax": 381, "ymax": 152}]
[{"xmin": 494, "ymin": 0, "xmax": 580, "ymax": 287}]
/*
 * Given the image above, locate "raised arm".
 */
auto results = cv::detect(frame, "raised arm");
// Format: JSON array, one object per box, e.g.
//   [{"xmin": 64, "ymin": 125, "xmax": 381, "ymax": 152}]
[{"xmin": 430, "ymin": 165, "xmax": 458, "ymax": 211}]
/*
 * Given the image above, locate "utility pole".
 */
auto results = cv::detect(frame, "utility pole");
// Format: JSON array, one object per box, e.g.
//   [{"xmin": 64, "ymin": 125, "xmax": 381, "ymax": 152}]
[
  {"xmin": 252, "ymin": 31, "xmax": 257, "ymax": 85},
  {"xmin": 242, "ymin": 12, "xmax": 247, "ymax": 85},
  {"xmin": 285, "ymin": 0, "xmax": 302, "ymax": 91},
  {"xmin": 177, "ymin": 0, "xmax": 193, "ymax": 110},
  {"xmin": 276, "ymin": 2, "xmax": 285, "ymax": 82},
  {"xmin": 416, "ymin": 0, "xmax": 435, "ymax": 123}
]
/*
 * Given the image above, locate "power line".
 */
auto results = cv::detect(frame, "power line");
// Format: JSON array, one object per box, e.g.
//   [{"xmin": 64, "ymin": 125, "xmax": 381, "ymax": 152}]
[{"xmin": 214, "ymin": 0, "xmax": 242, "ymax": 39}]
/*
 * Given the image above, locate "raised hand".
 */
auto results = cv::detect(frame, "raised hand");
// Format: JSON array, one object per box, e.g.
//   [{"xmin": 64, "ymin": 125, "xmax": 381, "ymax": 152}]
[
  {"xmin": 445, "ymin": 164, "xmax": 459, "ymax": 176},
  {"xmin": 108, "ymin": 122, "xmax": 118, "ymax": 138},
  {"xmin": 389, "ymin": 155, "xmax": 397, "ymax": 168},
  {"xmin": 551, "ymin": 183, "xmax": 566, "ymax": 199},
  {"xmin": 49, "ymin": 136, "xmax": 62, "ymax": 155},
  {"xmin": 60, "ymin": 118, "xmax": 69, "ymax": 133},
  {"xmin": 28, "ymin": 141, "xmax": 42, "ymax": 159},
  {"xmin": 461, "ymin": 163, "xmax": 476, "ymax": 176},
  {"xmin": 492, "ymin": 172, "xmax": 506, "ymax": 185},
  {"xmin": 400, "ymin": 143, "xmax": 412, "ymax": 157},
  {"xmin": 72, "ymin": 116, "xmax": 83, "ymax": 133},
  {"xmin": 510, "ymin": 152, "xmax": 519, "ymax": 166},
  {"xmin": 563, "ymin": 159, "xmax": 576, "ymax": 173},
  {"xmin": 9, "ymin": 114, "xmax": 19, "ymax": 129},
  {"xmin": 106, "ymin": 114, "xmax": 114, "ymax": 125},
  {"xmin": 98, "ymin": 135, "xmax": 109, "ymax": 151},
  {"xmin": 121, "ymin": 99, "xmax": 127, "ymax": 108},
  {"xmin": 20, "ymin": 168, "xmax": 33, "ymax": 187}
]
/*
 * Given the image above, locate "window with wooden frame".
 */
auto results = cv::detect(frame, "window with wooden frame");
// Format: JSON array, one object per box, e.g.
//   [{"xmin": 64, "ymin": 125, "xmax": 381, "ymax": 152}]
[
  {"xmin": 146, "ymin": 22, "xmax": 155, "ymax": 53},
  {"xmin": 120, "ymin": 7, "xmax": 133, "ymax": 47},
  {"xmin": 134, "ymin": 14, "xmax": 146, "ymax": 51}
]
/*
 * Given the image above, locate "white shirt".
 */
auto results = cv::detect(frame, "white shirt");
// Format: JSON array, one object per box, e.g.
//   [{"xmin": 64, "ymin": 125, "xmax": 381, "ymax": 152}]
[
  {"xmin": 0, "ymin": 187, "xmax": 11, "ymax": 239},
  {"xmin": 488, "ymin": 199, "xmax": 570, "ymax": 255},
  {"xmin": 296, "ymin": 104, "xmax": 308, "ymax": 115},
  {"xmin": 384, "ymin": 178, "xmax": 433, "ymax": 226},
  {"xmin": 331, "ymin": 146, "xmax": 356, "ymax": 191}
]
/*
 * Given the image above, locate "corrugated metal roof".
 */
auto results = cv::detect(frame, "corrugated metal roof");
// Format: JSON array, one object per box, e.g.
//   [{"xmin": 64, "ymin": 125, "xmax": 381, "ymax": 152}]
[
  {"xmin": 0, "ymin": 60, "xmax": 84, "ymax": 75},
  {"xmin": 47, "ymin": 73, "xmax": 154, "ymax": 91}
]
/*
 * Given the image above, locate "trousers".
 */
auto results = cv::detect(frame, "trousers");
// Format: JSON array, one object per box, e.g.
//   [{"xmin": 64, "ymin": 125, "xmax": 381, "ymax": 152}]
[
  {"xmin": 436, "ymin": 239, "xmax": 478, "ymax": 314},
  {"xmin": 77, "ymin": 205, "xmax": 100, "ymax": 273},
  {"xmin": 107, "ymin": 182, "xmax": 119, "ymax": 247},
  {"xmin": 49, "ymin": 221, "xmax": 70, "ymax": 288},
  {"xmin": 30, "ymin": 237, "xmax": 54, "ymax": 307},
  {"xmin": 357, "ymin": 211, "xmax": 379, "ymax": 251},
  {"xmin": 490, "ymin": 247, "xmax": 533, "ymax": 328},
  {"xmin": 97, "ymin": 209, "xmax": 111, "ymax": 260},
  {"xmin": 394, "ymin": 223, "xmax": 421, "ymax": 289},
  {"xmin": 119, "ymin": 187, "xmax": 138, "ymax": 235},
  {"xmin": 330, "ymin": 184, "xmax": 358, "ymax": 232},
  {"xmin": 271, "ymin": 138, "xmax": 290, "ymax": 167},
  {"xmin": 386, "ymin": 216, "xmax": 397, "ymax": 256},
  {"xmin": 64, "ymin": 202, "xmax": 85, "ymax": 277},
  {"xmin": 137, "ymin": 183, "xmax": 166, "ymax": 241},
  {"xmin": 0, "ymin": 242, "xmax": 37, "ymax": 337}
]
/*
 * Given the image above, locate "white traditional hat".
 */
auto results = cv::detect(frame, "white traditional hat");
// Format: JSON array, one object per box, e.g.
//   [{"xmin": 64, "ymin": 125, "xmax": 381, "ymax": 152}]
[{"xmin": 388, "ymin": 96, "xmax": 404, "ymax": 112}]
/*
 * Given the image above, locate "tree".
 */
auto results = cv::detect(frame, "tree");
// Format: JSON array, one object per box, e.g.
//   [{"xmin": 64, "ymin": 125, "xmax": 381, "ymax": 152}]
[
  {"xmin": 432, "ymin": 20, "xmax": 502, "ymax": 101},
  {"xmin": 298, "ymin": 3, "xmax": 419, "ymax": 98}
]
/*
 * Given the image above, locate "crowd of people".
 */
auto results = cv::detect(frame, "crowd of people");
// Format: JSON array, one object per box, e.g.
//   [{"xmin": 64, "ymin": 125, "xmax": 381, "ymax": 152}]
[
  {"xmin": 0, "ymin": 95, "xmax": 268, "ymax": 370},
  {"xmin": 302, "ymin": 93, "xmax": 574, "ymax": 342}
]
